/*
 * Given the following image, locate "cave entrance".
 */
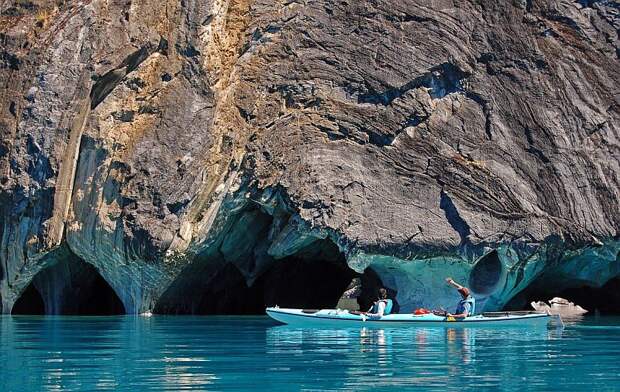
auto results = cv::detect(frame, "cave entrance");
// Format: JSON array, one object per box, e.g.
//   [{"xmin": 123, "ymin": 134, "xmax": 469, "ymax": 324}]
[
  {"xmin": 11, "ymin": 251, "xmax": 125, "ymax": 315},
  {"xmin": 556, "ymin": 278, "xmax": 620, "ymax": 314},
  {"xmin": 261, "ymin": 238, "xmax": 358, "ymax": 310},
  {"xmin": 11, "ymin": 283, "xmax": 45, "ymax": 315},
  {"xmin": 155, "ymin": 237, "xmax": 357, "ymax": 315},
  {"xmin": 504, "ymin": 276, "xmax": 620, "ymax": 315},
  {"xmin": 155, "ymin": 206, "xmax": 357, "ymax": 314}
]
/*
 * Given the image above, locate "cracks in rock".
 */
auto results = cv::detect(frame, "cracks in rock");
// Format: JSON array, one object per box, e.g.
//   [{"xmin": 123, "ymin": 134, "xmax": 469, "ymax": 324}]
[
  {"xmin": 465, "ymin": 91, "xmax": 493, "ymax": 141},
  {"xmin": 403, "ymin": 114, "xmax": 428, "ymax": 128},
  {"xmin": 241, "ymin": 24, "xmax": 283, "ymax": 58},
  {"xmin": 575, "ymin": 0, "xmax": 604, "ymax": 8},
  {"xmin": 315, "ymin": 123, "xmax": 351, "ymax": 142},
  {"xmin": 424, "ymin": 157, "xmax": 433, "ymax": 178},
  {"xmin": 405, "ymin": 226, "xmax": 423, "ymax": 243},
  {"xmin": 523, "ymin": 125, "xmax": 551, "ymax": 163},
  {"xmin": 385, "ymin": 12, "xmax": 433, "ymax": 24},
  {"xmin": 358, "ymin": 62, "xmax": 469, "ymax": 106},
  {"xmin": 0, "ymin": 50, "xmax": 20, "ymax": 71},
  {"xmin": 542, "ymin": 11, "xmax": 582, "ymax": 32},
  {"xmin": 90, "ymin": 38, "xmax": 168, "ymax": 110},
  {"xmin": 525, "ymin": 0, "xmax": 533, "ymax": 12},
  {"xmin": 439, "ymin": 190, "xmax": 471, "ymax": 246},
  {"xmin": 343, "ymin": 62, "xmax": 496, "ymax": 147},
  {"xmin": 25, "ymin": 134, "xmax": 53, "ymax": 184},
  {"xmin": 176, "ymin": 43, "xmax": 201, "ymax": 58},
  {"xmin": 282, "ymin": 62, "xmax": 484, "ymax": 148},
  {"xmin": 272, "ymin": 83, "xmax": 321, "ymax": 111},
  {"xmin": 366, "ymin": 130, "xmax": 397, "ymax": 147}
]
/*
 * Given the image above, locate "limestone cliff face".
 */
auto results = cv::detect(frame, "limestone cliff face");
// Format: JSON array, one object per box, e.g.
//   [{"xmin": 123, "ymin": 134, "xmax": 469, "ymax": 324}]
[{"xmin": 0, "ymin": 0, "xmax": 618, "ymax": 314}]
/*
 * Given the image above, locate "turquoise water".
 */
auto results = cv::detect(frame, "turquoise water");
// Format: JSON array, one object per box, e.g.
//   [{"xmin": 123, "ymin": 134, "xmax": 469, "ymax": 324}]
[{"xmin": 1, "ymin": 316, "xmax": 619, "ymax": 391}]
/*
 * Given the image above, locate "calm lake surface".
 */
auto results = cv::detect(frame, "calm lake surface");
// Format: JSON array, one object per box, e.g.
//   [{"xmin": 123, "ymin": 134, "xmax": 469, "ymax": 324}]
[{"xmin": 1, "ymin": 315, "xmax": 619, "ymax": 391}]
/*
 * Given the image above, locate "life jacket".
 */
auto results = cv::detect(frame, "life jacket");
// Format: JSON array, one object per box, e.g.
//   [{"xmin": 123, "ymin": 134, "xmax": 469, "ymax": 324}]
[
  {"xmin": 384, "ymin": 299, "xmax": 393, "ymax": 315},
  {"xmin": 457, "ymin": 296, "xmax": 476, "ymax": 316},
  {"xmin": 372, "ymin": 299, "xmax": 393, "ymax": 315}
]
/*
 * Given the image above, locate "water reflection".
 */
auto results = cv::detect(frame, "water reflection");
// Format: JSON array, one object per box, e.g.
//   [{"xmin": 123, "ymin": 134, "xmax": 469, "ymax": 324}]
[
  {"xmin": 2, "ymin": 316, "xmax": 620, "ymax": 391},
  {"xmin": 1, "ymin": 316, "xmax": 220, "ymax": 391},
  {"xmin": 265, "ymin": 324, "xmax": 557, "ymax": 389},
  {"xmin": 266, "ymin": 324, "xmax": 550, "ymax": 350}
]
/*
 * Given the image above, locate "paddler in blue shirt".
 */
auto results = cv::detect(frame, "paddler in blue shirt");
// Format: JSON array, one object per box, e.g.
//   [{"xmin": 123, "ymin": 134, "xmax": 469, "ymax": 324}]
[{"xmin": 445, "ymin": 277, "xmax": 475, "ymax": 318}]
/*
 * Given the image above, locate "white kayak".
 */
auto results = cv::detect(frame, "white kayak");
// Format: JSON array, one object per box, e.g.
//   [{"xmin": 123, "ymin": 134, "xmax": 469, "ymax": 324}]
[{"xmin": 266, "ymin": 307, "xmax": 551, "ymax": 328}]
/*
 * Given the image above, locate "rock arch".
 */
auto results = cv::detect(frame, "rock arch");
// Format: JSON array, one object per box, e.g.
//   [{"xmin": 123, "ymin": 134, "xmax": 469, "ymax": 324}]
[
  {"xmin": 11, "ymin": 251, "xmax": 125, "ymax": 315},
  {"xmin": 154, "ymin": 204, "xmax": 356, "ymax": 314}
]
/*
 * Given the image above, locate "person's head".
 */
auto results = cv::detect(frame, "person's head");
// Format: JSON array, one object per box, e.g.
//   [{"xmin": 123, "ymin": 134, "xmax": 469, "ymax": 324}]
[
  {"xmin": 378, "ymin": 288, "xmax": 387, "ymax": 300},
  {"xmin": 458, "ymin": 287, "xmax": 470, "ymax": 298}
]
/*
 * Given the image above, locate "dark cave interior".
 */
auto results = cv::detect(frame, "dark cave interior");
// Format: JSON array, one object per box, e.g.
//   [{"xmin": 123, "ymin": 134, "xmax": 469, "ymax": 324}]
[
  {"xmin": 469, "ymin": 250, "xmax": 503, "ymax": 295},
  {"xmin": 11, "ymin": 254, "xmax": 125, "ymax": 315},
  {"xmin": 154, "ymin": 235, "xmax": 359, "ymax": 315},
  {"xmin": 504, "ymin": 276, "xmax": 620, "ymax": 315}
]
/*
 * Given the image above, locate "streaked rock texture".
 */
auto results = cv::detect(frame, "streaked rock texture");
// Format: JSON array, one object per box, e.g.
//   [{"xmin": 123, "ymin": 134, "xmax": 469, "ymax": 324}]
[{"xmin": 0, "ymin": 0, "xmax": 618, "ymax": 314}]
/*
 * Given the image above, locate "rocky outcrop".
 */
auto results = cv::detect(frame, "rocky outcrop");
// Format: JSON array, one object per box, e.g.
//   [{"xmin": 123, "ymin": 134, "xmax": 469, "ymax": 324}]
[{"xmin": 0, "ymin": 0, "xmax": 618, "ymax": 314}]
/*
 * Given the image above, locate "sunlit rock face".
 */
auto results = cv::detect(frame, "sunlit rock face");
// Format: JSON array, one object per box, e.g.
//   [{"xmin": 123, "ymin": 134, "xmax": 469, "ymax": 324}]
[{"xmin": 0, "ymin": 0, "xmax": 618, "ymax": 314}]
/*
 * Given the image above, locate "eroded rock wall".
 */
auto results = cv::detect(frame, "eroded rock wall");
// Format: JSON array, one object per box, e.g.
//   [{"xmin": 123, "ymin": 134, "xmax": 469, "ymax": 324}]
[{"xmin": 0, "ymin": 0, "xmax": 618, "ymax": 313}]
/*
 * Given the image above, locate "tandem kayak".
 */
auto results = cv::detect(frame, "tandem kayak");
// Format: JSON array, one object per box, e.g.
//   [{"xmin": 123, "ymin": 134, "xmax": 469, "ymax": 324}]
[{"xmin": 266, "ymin": 307, "xmax": 552, "ymax": 328}]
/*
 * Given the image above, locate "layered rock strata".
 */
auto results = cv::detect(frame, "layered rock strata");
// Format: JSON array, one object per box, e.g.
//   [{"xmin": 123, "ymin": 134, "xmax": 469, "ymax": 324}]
[{"xmin": 0, "ymin": 0, "xmax": 618, "ymax": 314}]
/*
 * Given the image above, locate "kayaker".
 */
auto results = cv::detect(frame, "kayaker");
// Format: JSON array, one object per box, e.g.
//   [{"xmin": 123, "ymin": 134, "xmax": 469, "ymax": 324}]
[
  {"xmin": 353, "ymin": 288, "xmax": 393, "ymax": 317},
  {"xmin": 445, "ymin": 277, "xmax": 475, "ymax": 318}
]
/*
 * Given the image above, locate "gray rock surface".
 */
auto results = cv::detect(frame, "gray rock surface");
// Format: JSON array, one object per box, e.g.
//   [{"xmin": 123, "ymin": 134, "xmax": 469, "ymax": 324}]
[{"xmin": 0, "ymin": 0, "xmax": 618, "ymax": 313}]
